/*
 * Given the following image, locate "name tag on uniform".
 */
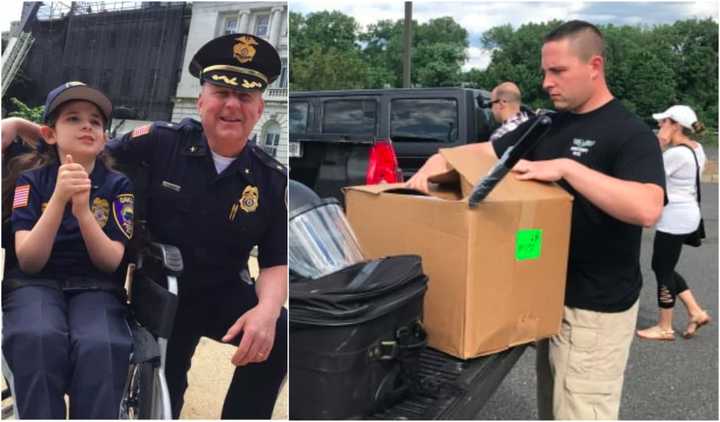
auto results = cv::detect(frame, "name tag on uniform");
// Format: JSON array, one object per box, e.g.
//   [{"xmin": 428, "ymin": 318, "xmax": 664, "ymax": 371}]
[{"xmin": 161, "ymin": 181, "xmax": 182, "ymax": 192}]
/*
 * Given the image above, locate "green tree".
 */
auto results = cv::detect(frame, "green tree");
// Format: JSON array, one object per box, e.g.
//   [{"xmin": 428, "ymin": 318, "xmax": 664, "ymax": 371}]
[
  {"xmin": 291, "ymin": 45, "xmax": 369, "ymax": 90},
  {"xmin": 414, "ymin": 42, "xmax": 466, "ymax": 87},
  {"xmin": 469, "ymin": 21, "xmax": 560, "ymax": 109},
  {"xmin": 290, "ymin": 11, "xmax": 365, "ymax": 90},
  {"xmin": 7, "ymin": 97, "xmax": 44, "ymax": 123},
  {"xmin": 657, "ymin": 19, "xmax": 718, "ymax": 130},
  {"xmin": 603, "ymin": 24, "xmax": 676, "ymax": 118},
  {"xmin": 360, "ymin": 19, "xmax": 404, "ymax": 87},
  {"xmin": 361, "ymin": 17, "xmax": 468, "ymax": 87}
]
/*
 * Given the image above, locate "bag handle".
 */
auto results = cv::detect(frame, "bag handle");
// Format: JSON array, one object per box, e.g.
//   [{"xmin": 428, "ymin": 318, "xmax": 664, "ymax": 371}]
[
  {"xmin": 677, "ymin": 144, "xmax": 701, "ymax": 203},
  {"xmin": 368, "ymin": 320, "xmax": 427, "ymax": 361}
]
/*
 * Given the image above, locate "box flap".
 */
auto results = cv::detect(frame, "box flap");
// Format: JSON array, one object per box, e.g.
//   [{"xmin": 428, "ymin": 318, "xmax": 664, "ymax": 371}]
[
  {"xmin": 427, "ymin": 168, "xmax": 460, "ymax": 185},
  {"xmin": 343, "ymin": 181, "xmax": 463, "ymax": 201},
  {"xmin": 439, "ymin": 147, "xmax": 497, "ymax": 187},
  {"xmin": 342, "ymin": 183, "xmax": 422, "ymax": 195},
  {"xmin": 438, "ymin": 147, "xmax": 574, "ymax": 202}
]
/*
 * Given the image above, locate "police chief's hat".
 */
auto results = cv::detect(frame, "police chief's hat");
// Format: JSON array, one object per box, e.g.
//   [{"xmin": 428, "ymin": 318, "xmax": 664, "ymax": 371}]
[
  {"xmin": 43, "ymin": 81, "xmax": 113, "ymax": 124},
  {"xmin": 189, "ymin": 33, "xmax": 281, "ymax": 92}
]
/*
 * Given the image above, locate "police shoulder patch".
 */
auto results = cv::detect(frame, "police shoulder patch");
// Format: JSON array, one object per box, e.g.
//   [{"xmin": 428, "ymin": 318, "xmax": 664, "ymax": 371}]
[{"xmin": 112, "ymin": 193, "xmax": 135, "ymax": 239}]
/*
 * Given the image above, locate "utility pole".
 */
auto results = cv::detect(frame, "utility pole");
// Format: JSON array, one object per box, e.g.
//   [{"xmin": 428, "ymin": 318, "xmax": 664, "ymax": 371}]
[{"xmin": 402, "ymin": 1, "xmax": 412, "ymax": 88}]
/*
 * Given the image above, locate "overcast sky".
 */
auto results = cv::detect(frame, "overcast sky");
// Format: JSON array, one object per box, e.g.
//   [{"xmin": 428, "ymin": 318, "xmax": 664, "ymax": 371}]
[
  {"xmin": 291, "ymin": 0, "xmax": 719, "ymax": 70},
  {"xmin": 3, "ymin": 1, "xmax": 718, "ymax": 70}
]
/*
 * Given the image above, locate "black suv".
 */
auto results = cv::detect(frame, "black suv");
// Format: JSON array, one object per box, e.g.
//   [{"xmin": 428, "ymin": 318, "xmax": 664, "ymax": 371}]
[{"xmin": 289, "ymin": 88, "xmax": 498, "ymax": 198}]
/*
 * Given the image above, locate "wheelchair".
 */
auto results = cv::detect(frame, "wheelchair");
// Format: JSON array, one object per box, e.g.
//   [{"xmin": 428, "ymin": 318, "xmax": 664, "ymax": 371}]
[{"xmin": 1, "ymin": 165, "xmax": 183, "ymax": 419}]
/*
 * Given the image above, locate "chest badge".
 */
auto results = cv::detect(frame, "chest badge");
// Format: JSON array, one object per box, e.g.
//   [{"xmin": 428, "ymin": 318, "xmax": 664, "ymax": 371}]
[
  {"xmin": 239, "ymin": 185, "xmax": 259, "ymax": 213},
  {"xmin": 113, "ymin": 193, "xmax": 135, "ymax": 239},
  {"xmin": 92, "ymin": 197, "xmax": 110, "ymax": 228}
]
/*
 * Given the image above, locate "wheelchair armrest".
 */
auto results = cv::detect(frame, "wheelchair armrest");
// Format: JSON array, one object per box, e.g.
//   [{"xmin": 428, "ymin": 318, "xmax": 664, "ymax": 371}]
[{"xmin": 142, "ymin": 242, "xmax": 183, "ymax": 276}]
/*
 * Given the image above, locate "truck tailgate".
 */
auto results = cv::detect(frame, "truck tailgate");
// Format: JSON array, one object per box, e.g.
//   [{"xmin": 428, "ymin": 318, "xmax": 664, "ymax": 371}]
[
  {"xmin": 290, "ymin": 137, "xmax": 374, "ymax": 202},
  {"xmin": 373, "ymin": 345, "xmax": 527, "ymax": 420}
]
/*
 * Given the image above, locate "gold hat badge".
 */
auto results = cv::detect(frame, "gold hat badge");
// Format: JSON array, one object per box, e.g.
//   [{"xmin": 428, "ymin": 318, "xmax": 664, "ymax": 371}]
[{"xmin": 233, "ymin": 36, "xmax": 258, "ymax": 64}]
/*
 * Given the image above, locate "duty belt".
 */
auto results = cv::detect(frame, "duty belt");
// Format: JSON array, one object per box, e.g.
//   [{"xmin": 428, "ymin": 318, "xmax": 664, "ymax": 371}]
[{"xmin": 3, "ymin": 276, "xmax": 123, "ymax": 294}]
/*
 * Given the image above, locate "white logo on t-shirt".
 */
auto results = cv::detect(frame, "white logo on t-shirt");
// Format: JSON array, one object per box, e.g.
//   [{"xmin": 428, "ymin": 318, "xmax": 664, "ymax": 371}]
[{"xmin": 570, "ymin": 138, "xmax": 596, "ymax": 157}]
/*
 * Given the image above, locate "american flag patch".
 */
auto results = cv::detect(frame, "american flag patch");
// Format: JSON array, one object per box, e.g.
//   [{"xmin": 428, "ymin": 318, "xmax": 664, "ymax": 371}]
[
  {"xmin": 131, "ymin": 125, "xmax": 151, "ymax": 139},
  {"xmin": 13, "ymin": 184, "xmax": 30, "ymax": 209}
]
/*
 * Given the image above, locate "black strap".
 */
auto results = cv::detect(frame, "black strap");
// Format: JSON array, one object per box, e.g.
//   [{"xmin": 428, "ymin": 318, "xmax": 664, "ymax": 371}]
[{"xmin": 677, "ymin": 144, "xmax": 702, "ymax": 203}]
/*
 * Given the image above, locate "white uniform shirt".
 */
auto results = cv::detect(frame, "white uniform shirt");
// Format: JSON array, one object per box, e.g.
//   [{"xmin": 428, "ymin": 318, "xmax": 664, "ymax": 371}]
[
  {"xmin": 211, "ymin": 150, "xmax": 238, "ymax": 174},
  {"xmin": 656, "ymin": 144, "xmax": 706, "ymax": 234}
]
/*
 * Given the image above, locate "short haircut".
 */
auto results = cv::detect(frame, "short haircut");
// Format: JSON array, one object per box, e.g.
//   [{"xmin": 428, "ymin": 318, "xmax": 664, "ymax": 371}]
[
  {"xmin": 495, "ymin": 87, "xmax": 521, "ymax": 103},
  {"xmin": 544, "ymin": 20, "xmax": 605, "ymax": 61}
]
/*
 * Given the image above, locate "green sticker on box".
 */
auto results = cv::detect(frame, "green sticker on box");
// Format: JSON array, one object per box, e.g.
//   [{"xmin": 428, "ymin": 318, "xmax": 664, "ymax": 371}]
[{"xmin": 516, "ymin": 229, "xmax": 543, "ymax": 261}]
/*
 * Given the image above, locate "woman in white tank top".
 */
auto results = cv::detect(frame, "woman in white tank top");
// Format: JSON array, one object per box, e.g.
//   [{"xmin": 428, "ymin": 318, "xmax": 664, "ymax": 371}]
[{"xmin": 637, "ymin": 105, "xmax": 711, "ymax": 341}]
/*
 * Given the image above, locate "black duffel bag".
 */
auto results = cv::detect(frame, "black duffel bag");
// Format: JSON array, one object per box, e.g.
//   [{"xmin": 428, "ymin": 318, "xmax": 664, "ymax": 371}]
[{"xmin": 290, "ymin": 254, "xmax": 428, "ymax": 420}]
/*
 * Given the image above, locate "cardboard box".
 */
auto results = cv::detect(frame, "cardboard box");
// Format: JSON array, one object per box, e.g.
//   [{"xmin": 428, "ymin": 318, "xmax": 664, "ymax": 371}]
[{"xmin": 345, "ymin": 148, "xmax": 573, "ymax": 359}]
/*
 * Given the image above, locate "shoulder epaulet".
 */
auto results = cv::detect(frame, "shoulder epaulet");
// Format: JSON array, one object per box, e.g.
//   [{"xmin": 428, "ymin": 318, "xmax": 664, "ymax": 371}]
[
  {"xmin": 174, "ymin": 118, "xmax": 203, "ymax": 132},
  {"xmin": 249, "ymin": 144, "xmax": 287, "ymax": 177},
  {"xmin": 129, "ymin": 120, "xmax": 190, "ymax": 140},
  {"xmin": 155, "ymin": 121, "xmax": 181, "ymax": 131}
]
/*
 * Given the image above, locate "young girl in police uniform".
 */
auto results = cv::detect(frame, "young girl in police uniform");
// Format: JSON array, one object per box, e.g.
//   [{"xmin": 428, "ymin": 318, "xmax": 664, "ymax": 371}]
[{"xmin": 2, "ymin": 82, "xmax": 134, "ymax": 418}]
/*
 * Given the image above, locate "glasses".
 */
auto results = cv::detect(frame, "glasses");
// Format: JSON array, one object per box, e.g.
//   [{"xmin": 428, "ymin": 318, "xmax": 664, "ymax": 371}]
[{"xmin": 479, "ymin": 98, "xmax": 503, "ymax": 108}]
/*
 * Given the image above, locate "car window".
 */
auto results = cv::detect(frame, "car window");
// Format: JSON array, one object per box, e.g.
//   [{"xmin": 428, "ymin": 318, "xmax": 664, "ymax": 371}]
[
  {"xmin": 322, "ymin": 100, "xmax": 377, "ymax": 135},
  {"xmin": 475, "ymin": 106, "xmax": 496, "ymax": 141},
  {"xmin": 290, "ymin": 101, "xmax": 309, "ymax": 135},
  {"xmin": 390, "ymin": 98, "xmax": 459, "ymax": 143}
]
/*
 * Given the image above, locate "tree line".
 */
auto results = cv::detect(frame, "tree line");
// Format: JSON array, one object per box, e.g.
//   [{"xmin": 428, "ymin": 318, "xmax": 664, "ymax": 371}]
[{"xmin": 290, "ymin": 12, "xmax": 718, "ymax": 136}]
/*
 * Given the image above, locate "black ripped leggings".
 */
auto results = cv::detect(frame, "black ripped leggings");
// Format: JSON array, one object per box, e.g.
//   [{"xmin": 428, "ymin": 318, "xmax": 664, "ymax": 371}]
[{"xmin": 651, "ymin": 230, "xmax": 690, "ymax": 309}]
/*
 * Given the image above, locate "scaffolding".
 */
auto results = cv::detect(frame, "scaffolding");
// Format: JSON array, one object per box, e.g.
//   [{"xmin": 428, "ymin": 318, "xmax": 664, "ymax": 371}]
[
  {"xmin": 34, "ymin": 2, "xmax": 184, "ymax": 20},
  {"xmin": 3, "ymin": 1, "xmax": 190, "ymax": 121},
  {"xmin": 2, "ymin": 31, "xmax": 35, "ymax": 96}
]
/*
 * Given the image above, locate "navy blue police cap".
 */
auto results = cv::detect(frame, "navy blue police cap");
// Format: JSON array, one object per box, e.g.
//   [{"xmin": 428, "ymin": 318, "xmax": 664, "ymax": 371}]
[
  {"xmin": 189, "ymin": 33, "xmax": 281, "ymax": 92},
  {"xmin": 43, "ymin": 81, "xmax": 113, "ymax": 124}
]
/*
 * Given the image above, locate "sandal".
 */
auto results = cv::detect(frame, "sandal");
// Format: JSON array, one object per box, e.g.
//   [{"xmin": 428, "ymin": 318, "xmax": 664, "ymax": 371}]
[
  {"xmin": 637, "ymin": 326, "xmax": 675, "ymax": 341},
  {"xmin": 683, "ymin": 311, "xmax": 711, "ymax": 339}
]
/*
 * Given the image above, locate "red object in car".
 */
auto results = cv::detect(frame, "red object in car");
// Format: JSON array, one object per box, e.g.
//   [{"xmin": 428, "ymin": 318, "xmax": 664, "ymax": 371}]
[{"xmin": 366, "ymin": 139, "xmax": 403, "ymax": 184}]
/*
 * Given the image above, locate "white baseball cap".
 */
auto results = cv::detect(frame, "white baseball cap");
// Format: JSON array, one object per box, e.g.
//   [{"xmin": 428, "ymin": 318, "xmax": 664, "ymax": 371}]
[{"xmin": 652, "ymin": 105, "xmax": 698, "ymax": 131}]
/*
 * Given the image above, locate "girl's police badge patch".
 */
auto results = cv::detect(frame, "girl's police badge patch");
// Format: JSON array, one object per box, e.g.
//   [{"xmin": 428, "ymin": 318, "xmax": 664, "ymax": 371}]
[{"xmin": 113, "ymin": 193, "xmax": 135, "ymax": 239}]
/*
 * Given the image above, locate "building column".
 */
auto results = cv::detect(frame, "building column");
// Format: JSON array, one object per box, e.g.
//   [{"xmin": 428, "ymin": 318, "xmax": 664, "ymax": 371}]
[
  {"xmin": 238, "ymin": 11, "xmax": 250, "ymax": 33},
  {"xmin": 269, "ymin": 7, "xmax": 283, "ymax": 46}
]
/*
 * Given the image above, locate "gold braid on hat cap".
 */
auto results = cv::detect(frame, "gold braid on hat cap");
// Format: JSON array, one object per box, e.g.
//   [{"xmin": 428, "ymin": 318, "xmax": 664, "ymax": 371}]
[{"xmin": 202, "ymin": 65, "xmax": 269, "ymax": 84}]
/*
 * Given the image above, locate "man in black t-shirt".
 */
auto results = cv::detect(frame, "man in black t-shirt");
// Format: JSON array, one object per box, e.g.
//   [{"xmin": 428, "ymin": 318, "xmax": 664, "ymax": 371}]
[{"xmin": 408, "ymin": 21, "xmax": 665, "ymax": 420}]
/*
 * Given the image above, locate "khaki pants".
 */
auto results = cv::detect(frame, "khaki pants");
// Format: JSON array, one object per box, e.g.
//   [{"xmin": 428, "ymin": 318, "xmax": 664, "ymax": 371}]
[{"xmin": 536, "ymin": 300, "xmax": 639, "ymax": 420}]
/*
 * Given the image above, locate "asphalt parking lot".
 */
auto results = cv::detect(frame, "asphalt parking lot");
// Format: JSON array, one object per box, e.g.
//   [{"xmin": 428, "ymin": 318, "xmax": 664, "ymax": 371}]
[{"xmin": 480, "ymin": 181, "xmax": 718, "ymax": 420}]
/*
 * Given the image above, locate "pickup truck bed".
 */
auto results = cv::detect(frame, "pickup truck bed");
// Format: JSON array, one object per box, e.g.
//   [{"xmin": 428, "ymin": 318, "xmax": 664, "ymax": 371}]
[
  {"xmin": 373, "ymin": 345, "xmax": 527, "ymax": 420},
  {"xmin": 290, "ymin": 135, "xmax": 374, "ymax": 203}
]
